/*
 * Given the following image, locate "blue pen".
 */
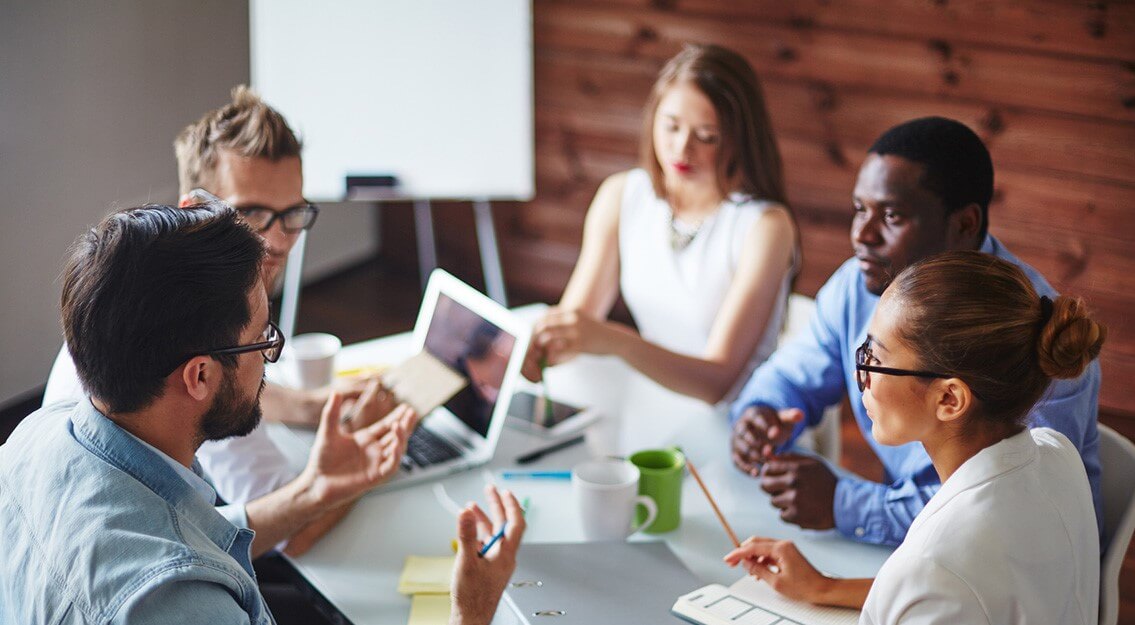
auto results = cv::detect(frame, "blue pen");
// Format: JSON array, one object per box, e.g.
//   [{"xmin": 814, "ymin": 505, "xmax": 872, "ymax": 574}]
[
  {"xmin": 500, "ymin": 470, "xmax": 572, "ymax": 480},
  {"xmin": 478, "ymin": 497, "xmax": 530, "ymax": 557},
  {"xmin": 478, "ymin": 525, "xmax": 506, "ymax": 557}
]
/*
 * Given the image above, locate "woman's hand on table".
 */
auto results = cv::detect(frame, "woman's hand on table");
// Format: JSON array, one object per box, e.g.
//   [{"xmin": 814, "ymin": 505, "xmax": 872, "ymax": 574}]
[
  {"xmin": 724, "ymin": 537, "xmax": 830, "ymax": 603},
  {"xmin": 724, "ymin": 537, "xmax": 872, "ymax": 609}
]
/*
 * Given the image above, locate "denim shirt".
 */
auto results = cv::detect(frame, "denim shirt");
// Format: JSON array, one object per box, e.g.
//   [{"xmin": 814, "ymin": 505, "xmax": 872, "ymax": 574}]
[
  {"xmin": 730, "ymin": 235, "xmax": 1103, "ymax": 546},
  {"xmin": 0, "ymin": 399, "xmax": 274, "ymax": 624}
]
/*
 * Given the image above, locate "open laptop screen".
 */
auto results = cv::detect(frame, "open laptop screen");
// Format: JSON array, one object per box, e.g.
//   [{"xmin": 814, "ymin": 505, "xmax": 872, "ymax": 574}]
[{"xmin": 422, "ymin": 293, "xmax": 518, "ymax": 438}]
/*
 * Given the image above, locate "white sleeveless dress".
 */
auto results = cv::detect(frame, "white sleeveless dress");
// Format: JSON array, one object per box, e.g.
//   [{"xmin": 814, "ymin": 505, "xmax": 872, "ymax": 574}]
[{"xmin": 617, "ymin": 169, "xmax": 793, "ymax": 403}]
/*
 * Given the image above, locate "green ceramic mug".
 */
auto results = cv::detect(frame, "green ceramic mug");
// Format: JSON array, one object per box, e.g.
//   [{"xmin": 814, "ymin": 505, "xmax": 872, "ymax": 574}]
[{"xmin": 629, "ymin": 447, "xmax": 686, "ymax": 533}]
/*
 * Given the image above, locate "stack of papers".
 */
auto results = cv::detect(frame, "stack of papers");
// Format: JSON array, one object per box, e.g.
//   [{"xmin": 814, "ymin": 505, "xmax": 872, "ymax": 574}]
[
  {"xmin": 397, "ymin": 555, "xmax": 455, "ymax": 594},
  {"xmin": 398, "ymin": 555, "xmax": 455, "ymax": 625},
  {"xmin": 408, "ymin": 595, "xmax": 451, "ymax": 625}
]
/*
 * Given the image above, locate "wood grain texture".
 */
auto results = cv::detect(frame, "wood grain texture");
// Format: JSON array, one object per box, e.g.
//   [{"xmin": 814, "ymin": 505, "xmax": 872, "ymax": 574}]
[
  {"xmin": 536, "ymin": 2, "xmax": 1135, "ymax": 122},
  {"xmin": 596, "ymin": 0, "xmax": 1135, "ymax": 61},
  {"xmin": 390, "ymin": 0, "xmax": 1135, "ymax": 450}
]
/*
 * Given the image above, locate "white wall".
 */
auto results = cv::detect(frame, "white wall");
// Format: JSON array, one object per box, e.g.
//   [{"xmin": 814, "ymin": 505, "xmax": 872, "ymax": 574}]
[{"xmin": 0, "ymin": 0, "xmax": 375, "ymax": 404}]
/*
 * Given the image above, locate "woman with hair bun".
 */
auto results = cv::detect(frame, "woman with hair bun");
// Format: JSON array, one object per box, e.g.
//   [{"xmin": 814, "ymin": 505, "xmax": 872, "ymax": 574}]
[{"xmin": 724, "ymin": 250, "xmax": 1105, "ymax": 624}]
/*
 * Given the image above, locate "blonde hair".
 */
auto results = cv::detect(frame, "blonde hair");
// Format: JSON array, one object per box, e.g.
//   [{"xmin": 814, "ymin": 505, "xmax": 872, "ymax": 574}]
[
  {"xmin": 174, "ymin": 85, "xmax": 302, "ymax": 195},
  {"xmin": 639, "ymin": 44, "xmax": 786, "ymax": 205},
  {"xmin": 890, "ymin": 251, "xmax": 1106, "ymax": 426}
]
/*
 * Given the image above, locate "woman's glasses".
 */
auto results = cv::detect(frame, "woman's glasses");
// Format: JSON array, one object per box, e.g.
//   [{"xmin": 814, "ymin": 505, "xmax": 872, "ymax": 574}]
[{"xmin": 854, "ymin": 338, "xmax": 950, "ymax": 393}]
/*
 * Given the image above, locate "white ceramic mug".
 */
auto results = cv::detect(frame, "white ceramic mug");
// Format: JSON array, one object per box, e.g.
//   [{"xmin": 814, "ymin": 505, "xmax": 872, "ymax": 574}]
[
  {"xmin": 288, "ymin": 333, "xmax": 341, "ymax": 390},
  {"xmin": 572, "ymin": 458, "xmax": 658, "ymax": 541}
]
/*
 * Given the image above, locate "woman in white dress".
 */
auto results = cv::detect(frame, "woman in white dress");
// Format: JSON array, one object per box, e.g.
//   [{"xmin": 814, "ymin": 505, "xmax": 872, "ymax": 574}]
[
  {"xmin": 724, "ymin": 251, "xmax": 1105, "ymax": 624},
  {"xmin": 525, "ymin": 44, "xmax": 798, "ymax": 405}
]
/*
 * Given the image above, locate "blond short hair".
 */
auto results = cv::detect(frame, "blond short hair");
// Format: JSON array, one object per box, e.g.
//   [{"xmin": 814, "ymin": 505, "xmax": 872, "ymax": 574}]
[{"xmin": 174, "ymin": 85, "xmax": 302, "ymax": 195}]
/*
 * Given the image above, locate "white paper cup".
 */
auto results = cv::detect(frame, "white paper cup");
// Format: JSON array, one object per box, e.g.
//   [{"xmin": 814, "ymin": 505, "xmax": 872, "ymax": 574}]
[{"xmin": 288, "ymin": 333, "xmax": 341, "ymax": 390}]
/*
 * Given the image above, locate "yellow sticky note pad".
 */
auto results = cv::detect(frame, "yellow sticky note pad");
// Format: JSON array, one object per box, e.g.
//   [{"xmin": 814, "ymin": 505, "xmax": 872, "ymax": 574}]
[
  {"xmin": 408, "ymin": 593, "xmax": 452, "ymax": 625},
  {"xmin": 398, "ymin": 555, "xmax": 455, "ymax": 595},
  {"xmin": 335, "ymin": 364, "xmax": 390, "ymax": 378}
]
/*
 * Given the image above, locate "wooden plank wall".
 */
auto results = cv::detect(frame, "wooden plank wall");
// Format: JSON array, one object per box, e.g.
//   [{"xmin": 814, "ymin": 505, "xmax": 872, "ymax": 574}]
[{"xmin": 388, "ymin": 0, "xmax": 1134, "ymax": 431}]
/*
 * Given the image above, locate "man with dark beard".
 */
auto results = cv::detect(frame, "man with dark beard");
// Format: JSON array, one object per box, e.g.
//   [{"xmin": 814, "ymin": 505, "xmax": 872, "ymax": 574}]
[{"xmin": 0, "ymin": 205, "xmax": 479, "ymax": 623}]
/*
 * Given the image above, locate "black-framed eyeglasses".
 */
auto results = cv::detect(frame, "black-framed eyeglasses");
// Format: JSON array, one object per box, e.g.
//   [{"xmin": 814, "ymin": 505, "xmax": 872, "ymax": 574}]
[
  {"xmin": 188, "ymin": 187, "xmax": 319, "ymax": 233},
  {"xmin": 201, "ymin": 321, "xmax": 286, "ymax": 364},
  {"xmin": 854, "ymin": 337, "xmax": 950, "ymax": 393}
]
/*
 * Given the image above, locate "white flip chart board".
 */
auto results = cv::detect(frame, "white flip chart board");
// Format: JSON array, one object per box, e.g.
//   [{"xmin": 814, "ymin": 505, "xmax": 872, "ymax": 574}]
[{"xmin": 250, "ymin": 0, "xmax": 534, "ymax": 201}]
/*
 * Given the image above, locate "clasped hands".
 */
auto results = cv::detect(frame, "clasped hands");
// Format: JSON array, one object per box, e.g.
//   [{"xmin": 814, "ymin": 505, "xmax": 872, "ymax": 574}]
[
  {"xmin": 294, "ymin": 373, "xmax": 400, "ymax": 432},
  {"xmin": 731, "ymin": 405, "xmax": 837, "ymax": 531},
  {"xmin": 300, "ymin": 378, "xmax": 418, "ymax": 507},
  {"xmin": 724, "ymin": 405, "xmax": 849, "ymax": 607}
]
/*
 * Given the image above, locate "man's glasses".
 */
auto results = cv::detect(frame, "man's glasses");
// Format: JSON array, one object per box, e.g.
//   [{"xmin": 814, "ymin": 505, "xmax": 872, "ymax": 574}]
[
  {"xmin": 188, "ymin": 188, "xmax": 319, "ymax": 233},
  {"xmin": 235, "ymin": 203, "xmax": 319, "ymax": 233},
  {"xmin": 202, "ymin": 321, "xmax": 286, "ymax": 364},
  {"xmin": 854, "ymin": 337, "xmax": 950, "ymax": 393}
]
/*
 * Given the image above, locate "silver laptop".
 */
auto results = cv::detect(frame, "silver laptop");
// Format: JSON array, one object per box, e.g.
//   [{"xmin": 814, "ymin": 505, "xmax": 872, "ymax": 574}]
[{"xmin": 378, "ymin": 269, "xmax": 530, "ymax": 491}]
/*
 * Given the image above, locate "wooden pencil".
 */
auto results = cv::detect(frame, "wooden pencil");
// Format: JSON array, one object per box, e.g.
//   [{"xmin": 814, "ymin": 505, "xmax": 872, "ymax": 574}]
[{"xmin": 687, "ymin": 459, "xmax": 741, "ymax": 548}]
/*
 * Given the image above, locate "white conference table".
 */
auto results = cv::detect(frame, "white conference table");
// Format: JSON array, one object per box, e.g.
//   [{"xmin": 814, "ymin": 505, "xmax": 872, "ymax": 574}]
[{"xmin": 267, "ymin": 305, "xmax": 894, "ymax": 624}]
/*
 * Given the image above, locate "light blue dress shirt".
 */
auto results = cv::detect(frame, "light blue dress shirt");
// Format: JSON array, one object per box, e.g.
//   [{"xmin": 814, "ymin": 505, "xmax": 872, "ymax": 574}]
[
  {"xmin": 0, "ymin": 399, "xmax": 274, "ymax": 624},
  {"xmin": 731, "ymin": 235, "xmax": 1102, "ymax": 546}
]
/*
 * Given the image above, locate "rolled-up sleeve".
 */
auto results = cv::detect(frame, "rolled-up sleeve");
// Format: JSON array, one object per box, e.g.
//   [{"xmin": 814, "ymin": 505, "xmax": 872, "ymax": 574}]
[
  {"xmin": 217, "ymin": 502, "xmax": 250, "ymax": 531},
  {"xmin": 730, "ymin": 266, "xmax": 852, "ymax": 447}
]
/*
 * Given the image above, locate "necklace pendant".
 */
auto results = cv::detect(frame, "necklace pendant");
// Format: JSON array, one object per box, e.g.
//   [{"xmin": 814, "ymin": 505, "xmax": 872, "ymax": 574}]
[
  {"xmin": 670, "ymin": 228, "xmax": 696, "ymax": 251},
  {"xmin": 669, "ymin": 214, "xmax": 701, "ymax": 251}
]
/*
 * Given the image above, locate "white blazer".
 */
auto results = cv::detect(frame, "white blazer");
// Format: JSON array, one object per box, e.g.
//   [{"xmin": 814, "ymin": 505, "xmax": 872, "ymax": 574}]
[{"xmin": 861, "ymin": 427, "xmax": 1099, "ymax": 625}]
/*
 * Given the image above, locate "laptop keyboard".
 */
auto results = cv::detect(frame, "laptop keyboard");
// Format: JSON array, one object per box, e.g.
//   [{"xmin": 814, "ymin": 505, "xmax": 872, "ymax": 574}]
[{"xmin": 404, "ymin": 427, "xmax": 464, "ymax": 469}]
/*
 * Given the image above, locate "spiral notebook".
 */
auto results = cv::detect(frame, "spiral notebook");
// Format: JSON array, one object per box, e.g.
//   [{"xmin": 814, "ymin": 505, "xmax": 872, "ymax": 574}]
[{"xmin": 671, "ymin": 575, "xmax": 859, "ymax": 625}]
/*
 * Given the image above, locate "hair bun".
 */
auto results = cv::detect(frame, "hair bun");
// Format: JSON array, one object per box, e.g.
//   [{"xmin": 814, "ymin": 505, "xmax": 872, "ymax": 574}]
[{"xmin": 1037, "ymin": 296, "xmax": 1106, "ymax": 379}]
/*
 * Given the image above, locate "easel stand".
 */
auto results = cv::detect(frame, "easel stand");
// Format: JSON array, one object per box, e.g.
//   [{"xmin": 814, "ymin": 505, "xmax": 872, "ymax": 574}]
[
  {"xmin": 411, "ymin": 198, "xmax": 507, "ymax": 306},
  {"xmin": 277, "ymin": 197, "xmax": 507, "ymax": 343}
]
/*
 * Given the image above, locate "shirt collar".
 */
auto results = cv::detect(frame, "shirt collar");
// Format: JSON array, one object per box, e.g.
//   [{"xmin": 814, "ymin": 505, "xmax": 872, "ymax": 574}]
[
  {"xmin": 909, "ymin": 428, "xmax": 1036, "ymax": 533},
  {"xmin": 979, "ymin": 233, "xmax": 997, "ymax": 254},
  {"xmin": 119, "ymin": 427, "xmax": 217, "ymax": 506},
  {"xmin": 69, "ymin": 399, "xmax": 247, "ymax": 555}
]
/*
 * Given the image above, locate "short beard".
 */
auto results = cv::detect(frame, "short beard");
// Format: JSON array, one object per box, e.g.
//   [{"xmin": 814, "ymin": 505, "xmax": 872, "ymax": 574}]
[{"xmin": 199, "ymin": 373, "xmax": 265, "ymax": 443}]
